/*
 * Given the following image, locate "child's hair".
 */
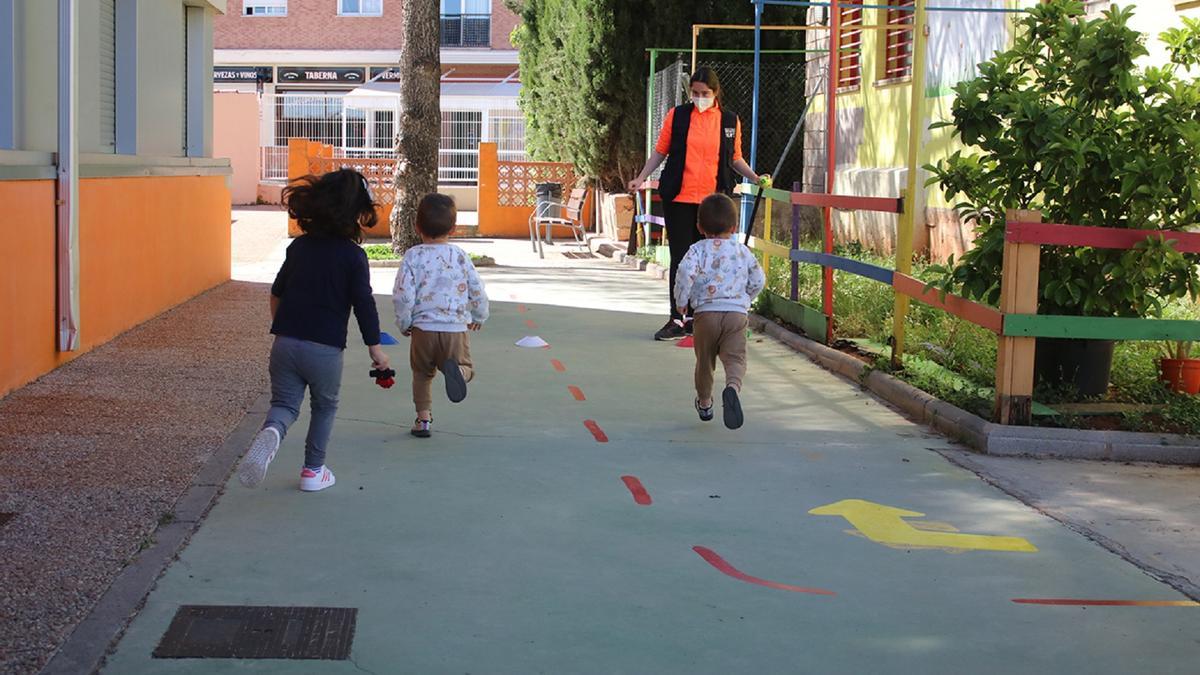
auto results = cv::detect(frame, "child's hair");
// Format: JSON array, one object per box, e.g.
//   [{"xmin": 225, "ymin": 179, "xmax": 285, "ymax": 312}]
[
  {"xmin": 282, "ymin": 169, "xmax": 377, "ymax": 243},
  {"xmin": 416, "ymin": 193, "xmax": 457, "ymax": 238},
  {"xmin": 697, "ymin": 193, "xmax": 738, "ymax": 236}
]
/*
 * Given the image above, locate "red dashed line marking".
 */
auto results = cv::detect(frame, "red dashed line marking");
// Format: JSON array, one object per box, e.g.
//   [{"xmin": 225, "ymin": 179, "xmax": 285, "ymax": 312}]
[
  {"xmin": 583, "ymin": 420, "xmax": 608, "ymax": 443},
  {"xmin": 693, "ymin": 546, "xmax": 836, "ymax": 596},
  {"xmin": 1012, "ymin": 599, "xmax": 1200, "ymax": 607},
  {"xmin": 518, "ymin": 304, "xmax": 528, "ymax": 313},
  {"xmin": 525, "ymin": 319, "xmax": 538, "ymax": 330},
  {"xmin": 551, "ymin": 359, "xmax": 567, "ymax": 372},
  {"xmin": 621, "ymin": 476, "xmax": 652, "ymax": 505},
  {"xmin": 568, "ymin": 386, "xmax": 586, "ymax": 401}
]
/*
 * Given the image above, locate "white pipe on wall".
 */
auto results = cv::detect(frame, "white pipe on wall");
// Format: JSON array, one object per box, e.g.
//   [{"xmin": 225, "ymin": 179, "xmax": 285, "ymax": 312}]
[{"xmin": 56, "ymin": 0, "xmax": 79, "ymax": 352}]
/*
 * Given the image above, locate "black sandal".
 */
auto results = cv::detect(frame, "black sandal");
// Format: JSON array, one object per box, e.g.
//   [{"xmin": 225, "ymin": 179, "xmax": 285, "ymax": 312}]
[
  {"xmin": 695, "ymin": 398, "xmax": 714, "ymax": 422},
  {"xmin": 440, "ymin": 359, "xmax": 468, "ymax": 403},
  {"xmin": 411, "ymin": 417, "xmax": 432, "ymax": 438},
  {"xmin": 722, "ymin": 386, "xmax": 744, "ymax": 430}
]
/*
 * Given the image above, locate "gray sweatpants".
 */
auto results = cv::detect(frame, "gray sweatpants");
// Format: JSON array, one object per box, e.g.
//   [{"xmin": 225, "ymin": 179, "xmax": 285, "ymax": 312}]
[{"xmin": 264, "ymin": 335, "xmax": 344, "ymax": 469}]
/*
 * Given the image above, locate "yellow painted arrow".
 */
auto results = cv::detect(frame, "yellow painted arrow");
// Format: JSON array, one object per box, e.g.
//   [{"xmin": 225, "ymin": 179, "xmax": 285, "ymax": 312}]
[{"xmin": 809, "ymin": 499, "xmax": 1038, "ymax": 553}]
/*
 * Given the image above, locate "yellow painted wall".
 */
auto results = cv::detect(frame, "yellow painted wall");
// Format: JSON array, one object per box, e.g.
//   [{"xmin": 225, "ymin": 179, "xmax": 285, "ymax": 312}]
[
  {"xmin": 802, "ymin": 6, "xmax": 1018, "ymax": 259},
  {"xmin": 0, "ymin": 175, "xmax": 231, "ymax": 397}
]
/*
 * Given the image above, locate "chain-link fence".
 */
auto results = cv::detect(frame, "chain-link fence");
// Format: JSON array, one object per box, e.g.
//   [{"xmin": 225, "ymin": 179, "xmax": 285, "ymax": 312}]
[{"xmin": 646, "ymin": 52, "xmax": 821, "ymax": 192}]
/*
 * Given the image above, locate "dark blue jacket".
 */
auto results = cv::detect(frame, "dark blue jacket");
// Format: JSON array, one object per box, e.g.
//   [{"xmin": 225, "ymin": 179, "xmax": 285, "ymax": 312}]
[{"xmin": 270, "ymin": 235, "xmax": 381, "ymax": 349}]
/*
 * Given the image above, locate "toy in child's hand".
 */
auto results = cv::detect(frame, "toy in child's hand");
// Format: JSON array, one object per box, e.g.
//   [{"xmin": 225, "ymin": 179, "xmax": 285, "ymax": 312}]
[{"xmin": 370, "ymin": 368, "xmax": 396, "ymax": 389}]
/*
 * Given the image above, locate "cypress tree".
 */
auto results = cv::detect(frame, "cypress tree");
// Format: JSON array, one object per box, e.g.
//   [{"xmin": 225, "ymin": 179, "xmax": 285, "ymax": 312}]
[{"xmin": 509, "ymin": 1, "xmax": 810, "ymax": 189}]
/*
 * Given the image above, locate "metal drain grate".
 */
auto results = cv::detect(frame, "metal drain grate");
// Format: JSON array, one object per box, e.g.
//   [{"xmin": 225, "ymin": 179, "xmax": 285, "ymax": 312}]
[{"xmin": 153, "ymin": 605, "xmax": 356, "ymax": 660}]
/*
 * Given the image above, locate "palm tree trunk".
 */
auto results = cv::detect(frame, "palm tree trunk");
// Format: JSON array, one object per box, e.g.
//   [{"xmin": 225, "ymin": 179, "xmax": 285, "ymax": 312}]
[{"xmin": 390, "ymin": 0, "xmax": 442, "ymax": 252}]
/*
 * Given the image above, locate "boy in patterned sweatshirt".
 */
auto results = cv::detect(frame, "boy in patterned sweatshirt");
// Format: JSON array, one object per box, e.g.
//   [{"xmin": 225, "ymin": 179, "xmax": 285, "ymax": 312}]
[
  {"xmin": 392, "ymin": 194, "xmax": 489, "ymax": 438},
  {"xmin": 674, "ymin": 193, "xmax": 766, "ymax": 430}
]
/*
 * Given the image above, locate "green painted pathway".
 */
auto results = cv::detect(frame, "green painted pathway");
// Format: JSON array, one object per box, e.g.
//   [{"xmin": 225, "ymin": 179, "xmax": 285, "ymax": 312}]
[{"xmin": 106, "ymin": 255, "xmax": 1200, "ymax": 674}]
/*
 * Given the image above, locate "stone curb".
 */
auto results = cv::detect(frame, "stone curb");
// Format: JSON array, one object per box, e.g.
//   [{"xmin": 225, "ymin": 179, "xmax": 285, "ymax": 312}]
[
  {"xmin": 747, "ymin": 315, "xmax": 1200, "ymax": 466},
  {"xmin": 40, "ymin": 391, "xmax": 273, "ymax": 675}
]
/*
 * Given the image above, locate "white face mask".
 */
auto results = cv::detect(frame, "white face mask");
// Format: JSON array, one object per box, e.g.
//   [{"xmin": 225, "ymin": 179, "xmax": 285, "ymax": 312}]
[{"xmin": 693, "ymin": 96, "xmax": 715, "ymax": 112}]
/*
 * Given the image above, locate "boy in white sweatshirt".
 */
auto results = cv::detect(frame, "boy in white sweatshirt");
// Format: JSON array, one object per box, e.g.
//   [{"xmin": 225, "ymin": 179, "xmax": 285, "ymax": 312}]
[
  {"xmin": 392, "ymin": 194, "xmax": 489, "ymax": 438},
  {"xmin": 673, "ymin": 193, "xmax": 766, "ymax": 429}
]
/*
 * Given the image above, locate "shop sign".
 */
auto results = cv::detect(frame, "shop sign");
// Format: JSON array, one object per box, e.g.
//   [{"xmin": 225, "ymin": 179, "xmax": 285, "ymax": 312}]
[
  {"xmin": 277, "ymin": 67, "xmax": 366, "ymax": 84},
  {"xmin": 213, "ymin": 66, "xmax": 273, "ymax": 83}
]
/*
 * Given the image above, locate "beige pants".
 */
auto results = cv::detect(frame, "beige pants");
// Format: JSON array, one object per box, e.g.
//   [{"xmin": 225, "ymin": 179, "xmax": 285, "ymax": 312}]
[
  {"xmin": 693, "ymin": 311, "xmax": 748, "ymax": 401},
  {"xmin": 410, "ymin": 327, "xmax": 474, "ymax": 411}
]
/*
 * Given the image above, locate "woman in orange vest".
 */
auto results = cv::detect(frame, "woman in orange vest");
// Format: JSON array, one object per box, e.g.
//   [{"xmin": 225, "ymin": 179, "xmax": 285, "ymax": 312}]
[{"xmin": 628, "ymin": 67, "xmax": 765, "ymax": 341}]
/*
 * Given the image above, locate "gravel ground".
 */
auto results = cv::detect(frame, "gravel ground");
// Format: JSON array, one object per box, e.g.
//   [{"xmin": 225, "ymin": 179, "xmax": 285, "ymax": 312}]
[{"xmin": 0, "ymin": 281, "xmax": 272, "ymax": 675}]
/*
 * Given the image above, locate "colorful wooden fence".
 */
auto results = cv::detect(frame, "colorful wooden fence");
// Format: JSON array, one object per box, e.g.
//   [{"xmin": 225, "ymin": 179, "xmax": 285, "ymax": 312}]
[
  {"xmin": 736, "ymin": 184, "xmax": 1200, "ymax": 426},
  {"xmin": 287, "ymin": 138, "xmax": 396, "ymax": 239}
]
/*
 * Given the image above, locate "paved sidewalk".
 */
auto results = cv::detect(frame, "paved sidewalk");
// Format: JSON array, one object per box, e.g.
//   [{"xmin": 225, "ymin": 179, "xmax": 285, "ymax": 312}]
[
  {"xmin": 6, "ymin": 214, "xmax": 1199, "ymax": 673},
  {"xmin": 98, "ymin": 237, "xmax": 1200, "ymax": 673},
  {"xmin": 0, "ymin": 282, "xmax": 274, "ymax": 675},
  {"xmin": 943, "ymin": 452, "xmax": 1200, "ymax": 599}
]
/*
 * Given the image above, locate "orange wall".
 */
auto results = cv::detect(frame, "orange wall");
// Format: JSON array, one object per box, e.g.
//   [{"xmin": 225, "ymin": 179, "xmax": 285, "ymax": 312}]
[
  {"xmin": 214, "ymin": 91, "xmax": 261, "ymax": 205},
  {"xmin": 0, "ymin": 180, "xmax": 58, "ymax": 397},
  {"xmin": 0, "ymin": 175, "xmax": 231, "ymax": 398}
]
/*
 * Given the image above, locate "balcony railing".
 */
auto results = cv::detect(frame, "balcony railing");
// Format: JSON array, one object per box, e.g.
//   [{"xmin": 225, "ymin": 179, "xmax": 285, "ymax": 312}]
[{"xmin": 441, "ymin": 14, "xmax": 490, "ymax": 48}]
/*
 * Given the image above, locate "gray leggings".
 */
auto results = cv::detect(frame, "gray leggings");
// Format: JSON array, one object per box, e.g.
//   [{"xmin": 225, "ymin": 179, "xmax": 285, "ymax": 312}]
[{"xmin": 264, "ymin": 335, "xmax": 344, "ymax": 469}]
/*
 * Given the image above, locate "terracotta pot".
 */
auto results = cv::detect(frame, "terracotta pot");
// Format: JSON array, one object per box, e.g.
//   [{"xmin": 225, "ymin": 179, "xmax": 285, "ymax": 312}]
[{"xmin": 1159, "ymin": 358, "xmax": 1200, "ymax": 395}]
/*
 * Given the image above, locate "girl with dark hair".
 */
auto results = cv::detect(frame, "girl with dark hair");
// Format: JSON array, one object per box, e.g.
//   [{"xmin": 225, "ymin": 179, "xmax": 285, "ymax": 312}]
[
  {"xmin": 628, "ymin": 67, "xmax": 766, "ymax": 341},
  {"xmin": 237, "ymin": 169, "xmax": 390, "ymax": 492}
]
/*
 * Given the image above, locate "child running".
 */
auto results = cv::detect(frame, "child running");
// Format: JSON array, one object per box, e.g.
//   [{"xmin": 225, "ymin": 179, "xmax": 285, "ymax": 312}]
[
  {"xmin": 674, "ymin": 193, "xmax": 766, "ymax": 430},
  {"xmin": 237, "ymin": 169, "xmax": 389, "ymax": 492},
  {"xmin": 392, "ymin": 194, "xmax": 489, "ymax": 438}
]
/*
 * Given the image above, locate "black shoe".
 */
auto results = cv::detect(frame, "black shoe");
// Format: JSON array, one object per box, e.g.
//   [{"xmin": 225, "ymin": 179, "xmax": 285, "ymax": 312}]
[
  {"xmin": 440, "ymin": 359, "xmax": 467, "ymax": 403},
  {"xmin": 695, "ymin": 398, "xmax": 714, "ymax": 422},
  {"xmin": 654, "ymin": 319, "xmax": 686, "ymax": 341},
  {"xmin": 722, "ymin": 386, "xmax": 744, "ymax": 430},
  {"xmin": 684, "ymin": 319, "xmax": 694, "ymax": 335}
]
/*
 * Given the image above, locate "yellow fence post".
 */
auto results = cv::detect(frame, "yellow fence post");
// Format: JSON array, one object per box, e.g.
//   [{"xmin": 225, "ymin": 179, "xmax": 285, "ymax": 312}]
[
  {"xmin": 892, "ymin": 0, "xmax": 929, "ymax": 367},
  {"xmin": 995, "ymin": 208, "xmax": 1042, "ymax": 426},
  {"xmin": 762, "ymin": 193, "xmax": 772, "ymax": 281}
]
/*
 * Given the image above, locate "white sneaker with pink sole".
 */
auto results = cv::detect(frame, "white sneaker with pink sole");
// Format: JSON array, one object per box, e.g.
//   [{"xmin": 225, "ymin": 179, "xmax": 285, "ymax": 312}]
[{"xmin": 299, "ymin": 465, "xmax": 336, "ymax": 492}]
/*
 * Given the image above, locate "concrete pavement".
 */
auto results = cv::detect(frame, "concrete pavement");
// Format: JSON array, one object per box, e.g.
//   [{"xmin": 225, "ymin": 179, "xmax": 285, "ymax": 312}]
[{"xmin": 97, "ymin": 233, "xmax": 1200, "ymax": 673}]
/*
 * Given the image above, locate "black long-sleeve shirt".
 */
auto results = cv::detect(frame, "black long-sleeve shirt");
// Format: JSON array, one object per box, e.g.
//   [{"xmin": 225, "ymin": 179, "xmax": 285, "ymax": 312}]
[{"xmin": 270, "ymin": 235, "xmax": 381, "ymax": 349}]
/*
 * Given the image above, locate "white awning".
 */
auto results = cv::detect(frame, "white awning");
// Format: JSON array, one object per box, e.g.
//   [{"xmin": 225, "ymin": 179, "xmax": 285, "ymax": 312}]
[{"xmin": 343, "ymin": 81, "xmax": 522, "ymax": 111}]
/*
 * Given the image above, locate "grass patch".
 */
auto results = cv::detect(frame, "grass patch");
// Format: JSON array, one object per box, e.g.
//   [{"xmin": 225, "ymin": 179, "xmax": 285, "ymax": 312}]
[{"xmin": 362, "ymin": 244, "xmax": 492, "ymax": 266}]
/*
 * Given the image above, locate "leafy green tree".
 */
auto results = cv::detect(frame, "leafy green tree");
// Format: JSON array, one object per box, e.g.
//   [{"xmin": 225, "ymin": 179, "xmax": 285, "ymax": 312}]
[
  {"xmin": 927, "ymin": 1, "xmax": 1200, "ymax": 318},
  {"xmin": 507, "ymin": 0, "xmax": 809, "ymax": 189}
]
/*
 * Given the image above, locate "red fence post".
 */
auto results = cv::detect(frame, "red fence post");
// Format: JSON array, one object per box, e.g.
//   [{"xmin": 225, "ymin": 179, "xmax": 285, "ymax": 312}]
[{"xmin": 995, "ymin": 208, "xmax": 1043, "ymax": 425}]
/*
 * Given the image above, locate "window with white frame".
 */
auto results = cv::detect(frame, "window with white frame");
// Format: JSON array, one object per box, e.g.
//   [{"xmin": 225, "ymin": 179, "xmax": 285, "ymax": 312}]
[
  {"xmin": 339, "ymin": 0, "xmax": 382, "ymax": 16},
  {"xmin": 244, "ymin": 0, "xmax": 287, "ymax": 16},
  {"xmin": 441, "ymin": 0, "xmax": 490, "ymax": 48}
]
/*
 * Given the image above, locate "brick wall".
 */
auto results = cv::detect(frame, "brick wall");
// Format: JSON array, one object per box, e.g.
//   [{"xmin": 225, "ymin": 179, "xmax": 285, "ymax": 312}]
[
  {"xmin": 216, "ymin": 0, "xmax": 404, "ymax": 50},
  {"xmin": 216, "ymin": 0, "xmax": 523, "ymax": 52},
  {"xmin": 491, "ymin": 4, "xmax": 521, "ymax": 50}
]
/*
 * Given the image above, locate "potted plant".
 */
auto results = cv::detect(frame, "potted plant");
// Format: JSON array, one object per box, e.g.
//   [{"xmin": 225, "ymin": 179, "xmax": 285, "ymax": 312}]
[
  {"xmin": 1159, "ymin": 341, "xmax": 1200, "ymax": 395},
  {"xmin": 925, "ymin": 2, "xmax": 1200, "ymax": 397}
]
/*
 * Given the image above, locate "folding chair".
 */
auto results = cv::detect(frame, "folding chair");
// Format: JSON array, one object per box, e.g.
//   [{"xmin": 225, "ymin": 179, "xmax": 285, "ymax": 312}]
[{"xmin": 530, "ymin": 187, "xmax": 589, "ymax": 259}]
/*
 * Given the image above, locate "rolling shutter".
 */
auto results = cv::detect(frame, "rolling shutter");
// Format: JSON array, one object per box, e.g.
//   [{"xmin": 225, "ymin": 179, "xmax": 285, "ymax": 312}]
[{"xmin": 98, "ymin": 0, "xmax": 116, "ymax": 152}]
